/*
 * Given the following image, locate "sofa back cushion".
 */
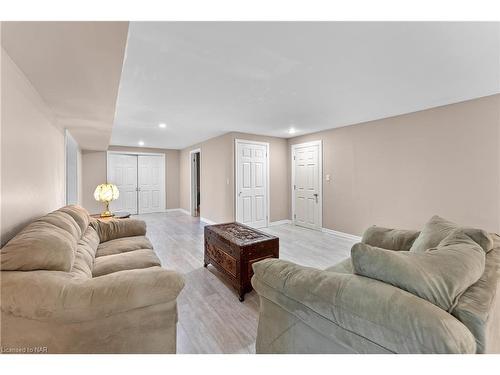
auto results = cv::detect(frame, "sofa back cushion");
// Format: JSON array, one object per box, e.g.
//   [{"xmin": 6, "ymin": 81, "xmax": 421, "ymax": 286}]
[
  {"xmin": 361, "ymin": 226, "xmax": 420, "ymax": 251},
  {"xmin": 352, "ymin": 229, "xmax": 486, "ymax": 312},
  {"xmin": 58, "ymin": 205, "xmax": 90, "ymax": 234},
  {"xmin": 71, "ymin": 226, "xmax": 100, "ymax": 278},
  {"xmin": 0, "ymin": 206, "xmax": 89, "ymax": 272},
  {"xmin": 1, "ymin": 221, "xmax": 77, "ymax": 272},
  {"xmin": 91, "ymin": 218, "xmax": 146, "ymax": 243},
  {"xmin": 452, "ymin": 234, "xmax": 500, "ymax": 353},
  {"xmin": 409, "ymin": 215, "xmax": 493, "ymax": 253},
  {"xmin": 39, "ymin": 211, "xmax": 82, "ymax": 240}
]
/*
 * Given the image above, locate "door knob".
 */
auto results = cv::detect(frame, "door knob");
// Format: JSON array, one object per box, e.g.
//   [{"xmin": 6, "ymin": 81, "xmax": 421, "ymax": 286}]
[
  {"xmin": 238, "ymin": 191, "xmax": 242, "ymax": 197},
  {"xmin": 313, "ymin": 193, "xmax": 318, "ymax": 202}
]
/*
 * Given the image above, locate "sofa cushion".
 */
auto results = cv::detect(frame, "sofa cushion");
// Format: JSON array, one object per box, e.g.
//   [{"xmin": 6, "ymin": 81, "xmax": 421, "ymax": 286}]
[
  {"xmin": 324, "ymin": 258, "xmax": 353, "ymax": 274},
  {"xmin": 92, "ymin": 249, "xmax": 161, "ymax": 277},
  {"xmin": 96, "ymin": 236, "xmax": 153, "ymax": 257},
  {"xmin": 71, "ymin": 226, "xmax": 100, "ymax": 278},
  {"xmin": 351, "ymin": 229, "xmax": 486, "ymax": 312},
  {"xmin": 452, "ymin": 234, "xmax": 500, "ymax": 353},
  {"xmin": 1, "ymin": 221, "xmax": 76, "ymax": 272},
  {"xmin": 409, "ymin": 215, "xmax": 493, "ymax": 253},
  {"xmin": 362, "ymin": 226, "xmax": 420, "ymax": 251},
  {"xmin": 58, "ymin": 205, "xmax": 90, "ymax": 234},
  {"xmin": 1, "ymin": 267, "xmax": 184, "ymax": 323},
  {"xmin": 91, "ymin": 219, "xmax": 147, "ymax": 243},
  {"xmin": 39, "ymin": 211, "xmax": 82, "ymax": 241}
]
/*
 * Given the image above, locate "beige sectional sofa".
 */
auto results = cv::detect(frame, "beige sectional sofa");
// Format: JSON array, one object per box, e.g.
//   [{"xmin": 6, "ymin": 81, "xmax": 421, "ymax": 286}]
[
  {"xmin": 252, "ymin": 217, "xmax": 500, "ymax": 354},
  {"xmin": 0, "ymin": 205, "xmax": 184, "ymax": 354}
]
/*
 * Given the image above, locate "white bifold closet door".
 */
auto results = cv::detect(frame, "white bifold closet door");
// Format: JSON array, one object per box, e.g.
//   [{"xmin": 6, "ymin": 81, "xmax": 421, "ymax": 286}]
[
  {"xmin": 107, "ymin": 153, "xmax": 165, "ymax": 215},
  {"xmin": 138, "ymin": 155, "xmax": 165, "ymax": 214},
  {"xmin": 108, "ymin": 154, "xmax": 139, "ymax": 214}
]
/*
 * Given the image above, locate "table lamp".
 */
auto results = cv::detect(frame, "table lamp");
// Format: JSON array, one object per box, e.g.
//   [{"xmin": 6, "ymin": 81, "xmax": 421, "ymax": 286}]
[{"xmin": 94, "ymin": 183, "xmax": 119, "ymax": 217}]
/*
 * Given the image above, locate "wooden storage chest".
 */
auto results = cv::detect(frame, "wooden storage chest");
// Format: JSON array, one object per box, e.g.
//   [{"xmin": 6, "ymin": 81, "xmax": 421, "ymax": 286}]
[{"xmin": 204, "ymin": 222, "xmax": 279, "ymax": 301}]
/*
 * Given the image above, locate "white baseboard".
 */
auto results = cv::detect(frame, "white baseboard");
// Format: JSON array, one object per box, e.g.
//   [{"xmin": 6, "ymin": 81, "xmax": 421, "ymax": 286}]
[
  {"xmin": 268, "ymin": 219, "xmax": 292, "ymax": 227},
  {"xmin": 167, "ymin": 208, "xmax": 215, "ymax": 224},
  {"xmin": 165, "ymin": 208, "xmax": 190, "ymax": 215},
  {"xmin": 322, "ymin": 227, "xmax": 361, "ymax": 243},
  {"xmin": 200, "ymin": 216, "xmax": 216, "ymax": 225}
]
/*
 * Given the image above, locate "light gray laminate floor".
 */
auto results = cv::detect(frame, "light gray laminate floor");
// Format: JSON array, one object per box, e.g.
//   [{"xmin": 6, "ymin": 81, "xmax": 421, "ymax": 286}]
[{"xmin": 136, "ymin": 211, "xmax": 354, "ymax": 354}]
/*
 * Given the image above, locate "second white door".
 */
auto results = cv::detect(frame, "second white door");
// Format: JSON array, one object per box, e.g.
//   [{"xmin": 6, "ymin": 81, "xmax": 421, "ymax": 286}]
[
  {"xmin": 236, "ymin": 140, "xmax": 269, "ymax": 228},
  {"xmin": 292, "ymin": 141, "xmax": 322, "ymax": 230},
  {"xmin": 138, "ymin": 155, "xmax": 165, "ymax": 214}
]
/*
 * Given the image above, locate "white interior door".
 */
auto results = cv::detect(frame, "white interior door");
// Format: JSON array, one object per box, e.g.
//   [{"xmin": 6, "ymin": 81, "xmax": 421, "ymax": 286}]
[
  {"xmin": 293, "ymin": 142, "xmax": 322, "ymax": 230},
  {"xmin": 107, "ymin": 154, "xmax": 138, "ymax": 214},
  {"xmin": 236, "ymin": 140, "xmax": 269, "ymax": 228},
  {"xmin": 138, "ymin": 155, "xmax": 165, "ymax": 214}
]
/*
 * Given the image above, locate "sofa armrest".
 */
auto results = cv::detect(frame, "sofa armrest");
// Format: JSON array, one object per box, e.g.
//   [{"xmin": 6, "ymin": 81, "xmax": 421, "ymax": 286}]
[
  {"xmin": 91, "ymin": 218, "xmax": 147, "ymax": 243},
  {"xmin": 361, "ymin": 225, "xmax": 420, "ymax": 251},
  {"xmin": 251, "ymin": 258, "xmax": 476, "ymax": 353},
  {"xmin": 1, "ymin": 267, "xmax": 184, "ymax": 323}
]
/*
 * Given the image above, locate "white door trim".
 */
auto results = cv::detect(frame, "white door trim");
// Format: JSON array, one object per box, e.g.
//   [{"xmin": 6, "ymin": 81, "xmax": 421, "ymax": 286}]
[
  {"xmin": 235, "ymin": 139, "xmax": 270, "ymax": 228},
  {"xmin": 189, "ymin": 148, "xmax": 201, "ymax": 217},
  {"xmin": 106, "ymin": 151, "xmax": 166, "ymax": 213},
  {"xmin": 291, "ymin": 140, "xmax": 323, "ymax": 230}
]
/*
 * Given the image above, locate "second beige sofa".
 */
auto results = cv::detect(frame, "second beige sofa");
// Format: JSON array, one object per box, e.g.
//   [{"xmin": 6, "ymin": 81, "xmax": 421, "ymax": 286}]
[
  {"xmin": 0, "ymin": 205, "xmax": 184, "ymax": 354},
  {"xmin": 252, "ymin": 219, "xmax": 500, "ymax": 354}
]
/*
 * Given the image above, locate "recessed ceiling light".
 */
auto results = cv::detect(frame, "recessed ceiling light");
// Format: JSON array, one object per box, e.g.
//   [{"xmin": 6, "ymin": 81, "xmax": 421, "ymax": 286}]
[
  {"xmin": 288, "ymin": 128, "xmax": 297, "ymax": 135},
  {"xmin": 138, "ymin": 140, "xmax": 145, "ymax": 146},
  {"xmin": 158, "ymin": 123, "xmax": 167, "ymax": 129}
]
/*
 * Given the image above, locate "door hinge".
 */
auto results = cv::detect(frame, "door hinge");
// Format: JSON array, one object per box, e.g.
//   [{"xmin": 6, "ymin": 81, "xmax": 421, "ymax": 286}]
[
  {"xmin": 294, "ymin": 214, "xmax": 296, "ymax": 219},
  {"xmin": 293, "ymin": 185, "xmax": 296, "ymax": 190},
  {"xmin": 293, "ymin": 155, "xmax": 296, "ymax": 160}
]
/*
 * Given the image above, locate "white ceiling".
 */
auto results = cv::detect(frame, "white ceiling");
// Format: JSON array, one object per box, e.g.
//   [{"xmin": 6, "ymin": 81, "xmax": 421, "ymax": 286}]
[
  {"xmin": 112, "ymin": 22, "xmax": 498, "ymax": 149},
  {"xmin": 2, "ymin": 22, "xmax": 129, "ymax": 150}
]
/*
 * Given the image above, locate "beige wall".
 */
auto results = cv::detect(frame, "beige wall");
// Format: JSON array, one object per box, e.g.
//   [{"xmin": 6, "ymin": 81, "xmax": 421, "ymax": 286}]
[
  {"xmin": 81, "ymin": 146, "xmax": 180, "ymax": 214},
  {"xmin": 1, "ymin": 48, "xmax": 66, "ymax": 245},
  {"xmin": 180, "ymin": 132, "xmax": 289, "ymax": 224},
  {"xmin": 289, "ymin": 94, "xmax": 500, "ymax": 236},
  {"xmin": 180, "ymin": 133, "xmax": 233, "ymax": 223},
  {"xmin": 81, "ymin": 150, "xmax": 107, "ymax": 214}
]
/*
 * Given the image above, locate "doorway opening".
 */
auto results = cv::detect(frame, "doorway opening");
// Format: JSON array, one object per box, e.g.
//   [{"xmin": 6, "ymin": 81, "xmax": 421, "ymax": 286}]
[{"xmin": 190, "ymin": 149, "xmax": 201, "ymax": 217}]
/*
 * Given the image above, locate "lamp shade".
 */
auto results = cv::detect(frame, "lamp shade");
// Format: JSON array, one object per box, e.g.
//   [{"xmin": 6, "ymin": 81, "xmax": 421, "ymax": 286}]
[{"xmin": 94, "ymin": 183, "xmax": 119, "ymax": 203}]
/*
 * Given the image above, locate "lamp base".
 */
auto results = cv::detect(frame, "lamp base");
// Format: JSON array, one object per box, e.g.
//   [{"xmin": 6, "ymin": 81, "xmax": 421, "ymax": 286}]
[{"xmin": 100, "ymin": 211, "xmax": 114, "ymax": 218}]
